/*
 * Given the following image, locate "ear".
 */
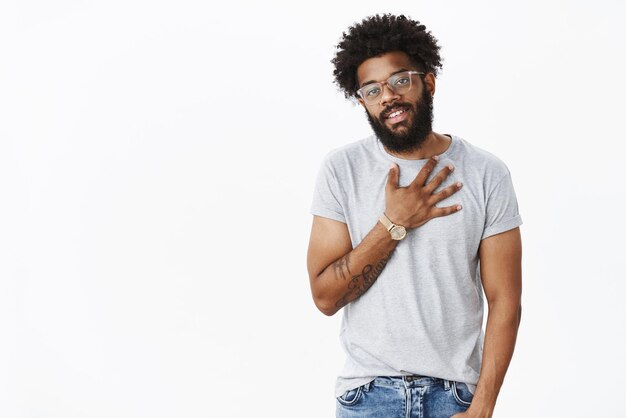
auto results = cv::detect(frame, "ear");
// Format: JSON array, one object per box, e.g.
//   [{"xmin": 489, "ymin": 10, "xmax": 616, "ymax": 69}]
[
  {"xmin": 423, "ymin": 73, "xmax": 436, "ymax": 97},
  {"xmin": 354, "ymin": 93, "xmax": 365, "ymax": 107}
]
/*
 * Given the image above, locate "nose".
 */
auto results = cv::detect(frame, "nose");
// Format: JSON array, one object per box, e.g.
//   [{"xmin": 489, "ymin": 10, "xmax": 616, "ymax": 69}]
[{"xmin": 378, "ymin": 83, "xmax": 401, "ymax": 107}]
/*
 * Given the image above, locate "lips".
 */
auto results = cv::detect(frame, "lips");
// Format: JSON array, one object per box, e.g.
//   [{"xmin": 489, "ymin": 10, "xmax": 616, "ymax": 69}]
[
  {"xmin": 383, "ymin": 106, "xmax": 408, "ymax": 119},
  {"xmin": 383, "ymin": 105, "xmax": 411, "ymax": 124}
]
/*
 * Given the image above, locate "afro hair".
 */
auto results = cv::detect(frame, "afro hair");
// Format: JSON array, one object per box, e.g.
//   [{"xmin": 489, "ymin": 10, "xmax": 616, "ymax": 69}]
[{"xmin": 331, "ymin": 13, "xmax": 443, "ymax": 101}]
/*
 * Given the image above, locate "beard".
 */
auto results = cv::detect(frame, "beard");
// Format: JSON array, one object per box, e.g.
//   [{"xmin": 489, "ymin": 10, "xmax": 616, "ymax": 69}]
[{"xmin": 364, "ymin": 86, "xmax": 434, "ymax": 154}]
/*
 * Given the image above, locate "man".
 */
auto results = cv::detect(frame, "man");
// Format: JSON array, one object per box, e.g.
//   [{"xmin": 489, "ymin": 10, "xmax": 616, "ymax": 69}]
[{"xmin": 307, "ymin": 14, "xmax": 523, "ymax": 418}]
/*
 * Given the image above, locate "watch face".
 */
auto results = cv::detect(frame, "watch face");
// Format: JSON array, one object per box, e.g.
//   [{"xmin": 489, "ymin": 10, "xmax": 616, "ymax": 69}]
[{"xmin": 390, "ymin": 225, "xmax": 407, "ymax": 240}]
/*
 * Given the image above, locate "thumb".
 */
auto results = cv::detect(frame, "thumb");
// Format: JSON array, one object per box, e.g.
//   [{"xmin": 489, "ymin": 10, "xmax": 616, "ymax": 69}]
[{"xmin": 386, "ymin": 163, "xmax": 398, "ymax": 191}]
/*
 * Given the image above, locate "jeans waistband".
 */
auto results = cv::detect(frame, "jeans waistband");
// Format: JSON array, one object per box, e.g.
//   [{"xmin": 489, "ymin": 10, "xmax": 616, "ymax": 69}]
[{"xmin": 373, "ymin": 375, "xmax": 450, "ymax": 390}]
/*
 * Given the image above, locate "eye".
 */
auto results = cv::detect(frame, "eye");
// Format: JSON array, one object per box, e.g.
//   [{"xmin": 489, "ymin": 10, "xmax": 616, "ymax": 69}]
[
  {"xmin": 393, "ymin": 77, "xmax": 410, "ymax": 86},
  {"xmin": 366, "ymin": 87, "xmax": 381, "ymax": 97}
]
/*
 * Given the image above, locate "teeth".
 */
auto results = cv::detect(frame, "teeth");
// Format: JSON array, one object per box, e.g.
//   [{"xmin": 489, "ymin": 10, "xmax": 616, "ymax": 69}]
[{"xmin": 388, "ymin": 109, "xmax": 405, "ymax": 118}]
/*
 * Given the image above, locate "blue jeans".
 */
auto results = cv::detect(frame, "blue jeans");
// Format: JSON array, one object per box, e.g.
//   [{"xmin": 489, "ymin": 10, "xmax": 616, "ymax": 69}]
[{"xmin": 336, "ymin": 376, "xmax": 474, "ymax": 418}]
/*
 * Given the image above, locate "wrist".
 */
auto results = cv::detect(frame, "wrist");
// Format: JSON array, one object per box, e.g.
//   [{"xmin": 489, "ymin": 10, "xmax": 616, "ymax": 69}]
[
  {"xmin": 467, "ymin": 402, "xmax": 495, "ymax": 418},
  {"xmin": 383, "ymin": 211, "xmax": 404, "ymax": 226},
  {"xmin": 379, "ymin": 212, "xmax": 407, "ymax": 241}
]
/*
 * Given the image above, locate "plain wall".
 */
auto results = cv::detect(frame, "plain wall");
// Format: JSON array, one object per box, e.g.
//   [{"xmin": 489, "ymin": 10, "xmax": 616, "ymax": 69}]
[{"xmin": 1, "ymin": 1, "xmax": 625, "ymax": 417}]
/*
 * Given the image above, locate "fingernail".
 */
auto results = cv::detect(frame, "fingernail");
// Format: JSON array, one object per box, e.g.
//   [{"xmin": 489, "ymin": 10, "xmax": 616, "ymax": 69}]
[
  {"xmin": 448, "ymin": 164, "xmax": 454, "ymax": 171},
  {"xmin": 457, "ymin": 182, "xmax": 463, "ymax": 188},
  {"xmin": 457, "ymin": 205, "xmax": 462, "ymax": 210},
  {"xmin": 433, "ymin": 155, "xmax": 439, "ymax": 161}
]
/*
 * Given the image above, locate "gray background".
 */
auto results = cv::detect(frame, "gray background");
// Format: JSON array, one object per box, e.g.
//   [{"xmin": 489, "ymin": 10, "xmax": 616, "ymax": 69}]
[{"xmin": 1, "ymin": 0, "xmax": 624, "ymax": 417}]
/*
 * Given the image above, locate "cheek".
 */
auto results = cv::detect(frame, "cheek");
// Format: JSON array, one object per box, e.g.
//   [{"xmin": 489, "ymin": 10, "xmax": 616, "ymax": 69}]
[
  {"xmin": 407, "ymin": 95, "xmax": 421, "ymax": 108},
  {"xmin": 366, "ymin": 107, "xmax": 384, "ymax": 121},
  {"xmin": 405, "ymin": 88, "xmax": 422, "ymax": 103}
]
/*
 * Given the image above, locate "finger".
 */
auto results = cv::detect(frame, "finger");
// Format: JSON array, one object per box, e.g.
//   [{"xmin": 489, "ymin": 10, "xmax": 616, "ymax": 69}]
[
  {"xmin": 424, "ymin": 164, "xmax": 455, "ymax": 193},
  {"xmin": 430, "ymin": 203, "xmax": 463, "ymax": 218},
  {"xmin": 386, "ymin": 163, "xmax": 399, "ymax": 193},
  {"xmin": 410, "ymin": 156, "xmax": 439, "ymax": 189},
  {"xmin": 430, "ymin": 181, "xmax": 463, "ymax": 203}
]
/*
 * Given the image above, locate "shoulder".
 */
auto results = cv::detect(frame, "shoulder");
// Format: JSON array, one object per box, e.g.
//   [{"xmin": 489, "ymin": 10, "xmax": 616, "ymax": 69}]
[
  {"xmin": 320, "ymin": 134, "xmax": 377, "ymax": 170},
  {"xmin": 453, "ymin": 135, "xmax": 512, "ymax": 183}
]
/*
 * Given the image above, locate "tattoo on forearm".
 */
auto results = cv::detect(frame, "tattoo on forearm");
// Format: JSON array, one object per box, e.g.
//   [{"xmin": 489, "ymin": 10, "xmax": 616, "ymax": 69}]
[
  {"xmin": 334, "ymin": 250, "xmax": 393, "ymax": 309},
  {"xmin": 332, "ymin": 253, "xmax": 352, "ymax": 280}
]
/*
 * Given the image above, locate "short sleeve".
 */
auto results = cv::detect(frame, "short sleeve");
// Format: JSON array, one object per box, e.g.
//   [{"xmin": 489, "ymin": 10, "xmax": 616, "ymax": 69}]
[
  {"xmin": 309, "ymin": 158, "xmax": 346, "ymax": 223},
  {"xmin": 481, "ymin": 172, "xmax": 523, "ymax": 240}
]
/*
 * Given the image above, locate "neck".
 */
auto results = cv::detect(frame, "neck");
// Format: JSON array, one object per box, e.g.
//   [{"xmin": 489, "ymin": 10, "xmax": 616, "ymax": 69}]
[{"xmin": 383, "ymin": 131, "xmax": 451, "ymax": 160}]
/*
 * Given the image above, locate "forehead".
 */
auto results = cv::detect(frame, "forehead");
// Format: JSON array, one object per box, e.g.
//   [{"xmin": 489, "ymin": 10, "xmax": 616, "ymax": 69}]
[{"xmin": 356, "ymin": 51, "xmax": 416, "ymax": 87}]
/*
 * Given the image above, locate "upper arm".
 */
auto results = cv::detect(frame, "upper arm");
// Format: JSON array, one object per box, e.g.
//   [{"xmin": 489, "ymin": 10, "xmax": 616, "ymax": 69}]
[
  {"xmin": 307, "ymin": 215, "xmax": 353, "ymax": 295},
  {"xmin": 479, "ymin": 227, "xmax": 522, "ymax": 308}
]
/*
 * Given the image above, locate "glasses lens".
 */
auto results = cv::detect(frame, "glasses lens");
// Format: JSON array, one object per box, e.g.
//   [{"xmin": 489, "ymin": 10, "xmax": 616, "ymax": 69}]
[
  {"xmin": 390, "ymin": 72, "xmax": 412, "ymax": 93},
  {"xmin": 361, "ymin": 83, "xmax": 382, "ymax": 104}
]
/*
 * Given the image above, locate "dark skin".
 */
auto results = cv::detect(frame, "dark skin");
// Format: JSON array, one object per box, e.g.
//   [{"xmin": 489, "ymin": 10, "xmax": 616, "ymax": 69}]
[
  {"xmin": 355, "ymin": 51, "xmax": 523, "ymax": 418},
  {"xmin": 356, "ymin": 50, "xmax": 451, "ymax": 160},
  {"xmin": 308, "ymin": 49, "xmax": 521, "ymax": 418},
  {"xmin": 307, "ymin": 155, "xmax": 461, "ymax": 314}
]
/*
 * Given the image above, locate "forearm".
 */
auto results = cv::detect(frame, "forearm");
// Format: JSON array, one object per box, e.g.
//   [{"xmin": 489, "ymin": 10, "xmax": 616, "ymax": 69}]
[
  {"xmin": 313, "ymin": 221, "xmax": 398, "ymax": 316},
  {"xmin": 467, "ymin": 300, "xmax": 521, "ymax": 417}
]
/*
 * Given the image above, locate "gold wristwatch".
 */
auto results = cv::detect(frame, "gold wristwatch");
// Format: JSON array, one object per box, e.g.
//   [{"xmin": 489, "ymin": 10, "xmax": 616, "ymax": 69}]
[{"xmin": 379, "ymin": 212, "xmax": 407, "ymax": 241}]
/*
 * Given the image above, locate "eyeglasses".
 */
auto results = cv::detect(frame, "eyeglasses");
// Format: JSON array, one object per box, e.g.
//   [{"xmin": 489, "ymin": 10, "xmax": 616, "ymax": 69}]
[{"xmin": 356, "ymin": 70, "xmax": 425, "ymax": 105}]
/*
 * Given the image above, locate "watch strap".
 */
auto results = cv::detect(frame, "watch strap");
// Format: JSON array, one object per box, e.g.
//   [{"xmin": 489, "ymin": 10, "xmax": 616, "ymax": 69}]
[{"xmin": 379, "ymin": 212, "xmax": 395, "ymax": 231}]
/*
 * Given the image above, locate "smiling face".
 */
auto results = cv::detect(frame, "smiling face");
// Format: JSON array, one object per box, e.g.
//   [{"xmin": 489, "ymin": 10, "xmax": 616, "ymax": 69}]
[{"xmin": 356, "ymin": 51, "xmax": 436, "ymax": 153}]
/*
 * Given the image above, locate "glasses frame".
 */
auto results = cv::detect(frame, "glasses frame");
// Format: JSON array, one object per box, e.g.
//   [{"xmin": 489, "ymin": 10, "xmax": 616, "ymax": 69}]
[{"xmin": 356, "ymin": 70, "xmax": 425, "ymax": 105}]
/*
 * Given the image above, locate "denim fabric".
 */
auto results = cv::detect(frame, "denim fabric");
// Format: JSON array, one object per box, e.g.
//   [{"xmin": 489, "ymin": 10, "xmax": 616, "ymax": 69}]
[{"xmin": 336, "ymin": 376, "xmax": 474, "ymax": 418}]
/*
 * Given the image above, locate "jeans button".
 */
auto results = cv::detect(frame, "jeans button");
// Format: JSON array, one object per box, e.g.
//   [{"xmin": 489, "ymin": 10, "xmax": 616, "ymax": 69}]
[{"xmin": 406, "ymin": 376, "xmax": 413, "ymax": 382}]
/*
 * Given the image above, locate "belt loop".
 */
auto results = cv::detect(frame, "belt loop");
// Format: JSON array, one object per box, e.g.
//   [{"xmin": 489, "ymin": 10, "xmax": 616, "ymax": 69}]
[
  {"xmin": 444, "ymin": 379, "xmax": 451, "ymax": 390},
  {"xmin": 364, "ymin": 381, "xmax": 372, "ymax": 392}
]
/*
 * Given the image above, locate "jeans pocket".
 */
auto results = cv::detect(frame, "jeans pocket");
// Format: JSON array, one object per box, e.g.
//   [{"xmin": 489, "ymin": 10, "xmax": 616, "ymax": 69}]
[
  {"xmin": 336, "ymin": 384, "xmax": 364, "ymax": 407},
  {"xmin": 451, "ymin": 381, "xmax": 474, "ymax": 407}
]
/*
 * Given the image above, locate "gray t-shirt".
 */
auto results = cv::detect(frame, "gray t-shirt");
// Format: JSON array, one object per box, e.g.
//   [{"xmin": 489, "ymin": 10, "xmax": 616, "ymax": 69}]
[{"xmin": 309, "ymin": 133, "xmax": 523, "ymax": 398}]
